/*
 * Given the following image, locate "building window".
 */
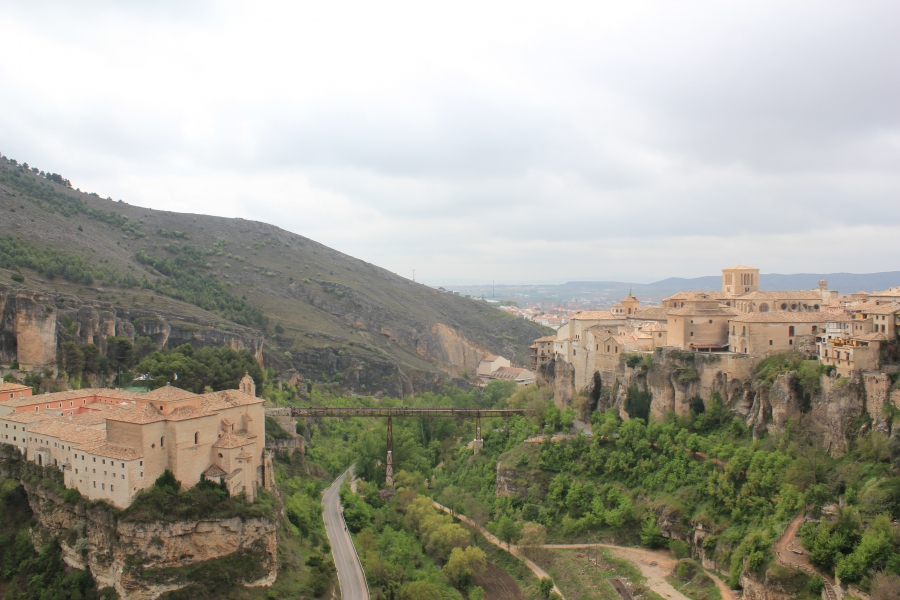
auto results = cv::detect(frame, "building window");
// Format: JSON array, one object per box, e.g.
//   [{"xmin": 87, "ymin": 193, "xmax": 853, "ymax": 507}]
[
  {"xmin": 194, "ymin": 432, "xmax": 199, "ymax": 445},
  {"xmin": 160, "ymin": 437, "xmax": 164, "ymax": 448},
  {"xmin": 102, "ymin": 483, "xmax": 105, "ymax": 490},
  {"xmin": 110, "ymin": 485, "xmax": 114, "ymax": 492},
  {"xmin": 140, "ymin": 461, "xmax": 143, "ymax": 466},
  {"xmin": 121, "ymin": 463, "xmax": 124, "ymax": 468},
  {"xmin": 742, "ymin": 326, "xmax": 746, "ymax": 336},
  {"xmin": 788, "ymin": 326, "xmax": 795, "ymax": 337},
  {"xmin": 769, "ymin": 340, "xmax": 773, "ymax": 345},
  {"xmin": 690, "ymin": 332, "xmax": 694, "ymax": 336},
  {"xmin": 93, "ymin": 482, "xmax": 96, "ymax": 488},
  {"xmin": 93, "ymin": 457, "xmax": 96, "ymax": 462}
]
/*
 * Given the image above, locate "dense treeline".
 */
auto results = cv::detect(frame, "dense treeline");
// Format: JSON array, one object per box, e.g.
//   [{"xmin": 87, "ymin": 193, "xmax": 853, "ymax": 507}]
[{"xmin": 136, "ymin": 343, "xmax": 264, "ymax": 394}]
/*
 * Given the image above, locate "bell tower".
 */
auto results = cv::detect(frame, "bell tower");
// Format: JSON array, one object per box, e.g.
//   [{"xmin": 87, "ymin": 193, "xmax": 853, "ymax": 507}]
[
  {"xmin": 722, "ymin": 265, "xmax": 760, "ymax": 295},
  {"xmin": 239, "ymin": 372, "xmax": 256, "ymax": 397}
]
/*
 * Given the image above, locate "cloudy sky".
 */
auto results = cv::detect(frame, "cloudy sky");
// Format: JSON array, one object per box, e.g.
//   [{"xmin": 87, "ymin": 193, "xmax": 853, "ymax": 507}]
[{"xmin": 1, "ymin": 1, "xmax": 898, "ymax": 284}]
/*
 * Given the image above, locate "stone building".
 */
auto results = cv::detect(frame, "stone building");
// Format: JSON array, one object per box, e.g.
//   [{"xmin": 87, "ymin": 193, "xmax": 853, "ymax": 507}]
[
  {"xmin": 0, "ymin": 375, "xmax": 268, "ymax": 508},
  {"xmin": 666, "ymin": 300, "xmax": 739, "ymax": 352},
  {"xmin": 727, "ymin": 312, "xmax": 829, "ymax": 357}
]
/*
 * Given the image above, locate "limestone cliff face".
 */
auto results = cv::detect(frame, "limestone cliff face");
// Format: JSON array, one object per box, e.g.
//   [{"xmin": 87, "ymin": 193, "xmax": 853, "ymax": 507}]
[
  {"xmin": 423, "ymin": 323, "xmax": 492, "ymax": 375},
  {"xmin": 20, "ymin": 478, "xmax": 277, "ymax": 600},
  {"xmin": 536, "ymin": 358, "xmax": 576, "ymax": 409},
  {"xmin": 0, "ymin": 284, "xmax": 264, "ymax": 370},
  {"xmin": 0, "ymin": 288, "xmax": 58, "ymax": 368},
  {"xmin": 739, "ymin": 573, "xmax": 793, "ymax": 600}
]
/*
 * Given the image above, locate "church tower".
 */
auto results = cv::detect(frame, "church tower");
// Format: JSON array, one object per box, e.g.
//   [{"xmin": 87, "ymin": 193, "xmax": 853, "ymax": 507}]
[
  {"xmin": 239, "ymin": 372, "xmax": 256, "ymax": 397},
  {"xmin": 722, "ymin": 265, "xmax": 760, "ymax": 295}
]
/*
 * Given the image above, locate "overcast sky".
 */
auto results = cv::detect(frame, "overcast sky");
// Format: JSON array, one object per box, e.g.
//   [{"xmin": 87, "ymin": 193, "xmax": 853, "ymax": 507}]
[{"xmin": 1, "ymin": 1, "xmax": 898, "ymax": 284}]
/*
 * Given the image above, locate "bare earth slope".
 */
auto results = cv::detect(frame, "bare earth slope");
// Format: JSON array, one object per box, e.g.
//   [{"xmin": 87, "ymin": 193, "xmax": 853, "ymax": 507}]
[{"xmin": 0, "ymin": 158, "xmax": 549, "ymax": 394}]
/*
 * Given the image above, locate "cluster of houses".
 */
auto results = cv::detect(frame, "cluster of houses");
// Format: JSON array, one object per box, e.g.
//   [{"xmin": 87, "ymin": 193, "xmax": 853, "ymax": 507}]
[
  {"xmin": 531, "ymin": 265, "xmax": 899, "ymax": 382},
  {"xmin": 0, "ymin": 374, "xmax": 270, "ymax": 508}
]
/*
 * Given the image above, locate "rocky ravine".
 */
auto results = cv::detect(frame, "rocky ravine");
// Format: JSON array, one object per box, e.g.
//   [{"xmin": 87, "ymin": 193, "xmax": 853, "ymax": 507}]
[{"xmin": 1, "ymin": 451, "xmax": 277, "ymax": 599}]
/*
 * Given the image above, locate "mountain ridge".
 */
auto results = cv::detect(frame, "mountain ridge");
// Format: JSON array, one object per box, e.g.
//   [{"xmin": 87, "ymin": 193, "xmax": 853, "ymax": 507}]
[{"xmin": 0, "ymin": 156, "xmax": 550, "ymax": 395}]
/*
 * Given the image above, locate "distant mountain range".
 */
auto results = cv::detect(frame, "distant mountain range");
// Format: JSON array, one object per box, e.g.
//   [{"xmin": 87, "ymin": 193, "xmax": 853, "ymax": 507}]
[
  {"xmin": 573, "ymin": 272, "xmax": 900, "ymax": 296},
  {"xmin": 447, "ymin": 272, "xmax": 900, "ymax": 306}
]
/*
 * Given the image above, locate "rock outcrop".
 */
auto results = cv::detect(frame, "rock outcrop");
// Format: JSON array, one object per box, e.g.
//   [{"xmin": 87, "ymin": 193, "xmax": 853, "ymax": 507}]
[
  {"xmin": 2, "ymin": 450, "xmax": 277, "ymax": 600},
  {"xmin": 0, "ymin": 284, "xmax": 264, "ymax": 371}
]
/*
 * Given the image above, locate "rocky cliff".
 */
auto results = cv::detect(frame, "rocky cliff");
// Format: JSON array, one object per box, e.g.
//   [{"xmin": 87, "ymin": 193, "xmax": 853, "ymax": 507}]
[
  {"xmin": 1, "ymin": 450, "xmax": 277, "ymax": 600},
  {"xmin": 540, "ymin": 347, "xmax": 891, "ymax": 455},
  {"xmin": 0, "ymin": 284, "xmax": 264, "ymax": 372}
]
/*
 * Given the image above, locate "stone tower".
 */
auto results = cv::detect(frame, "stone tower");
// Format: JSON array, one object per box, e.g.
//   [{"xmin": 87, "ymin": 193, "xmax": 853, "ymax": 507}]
[
  {"xmin": 239, "ymin": 372, "xmax": 256, "ymax": 397},
  {"xmin": 722, "ymin": 265, "xmax": 760, "ymax": 295}
]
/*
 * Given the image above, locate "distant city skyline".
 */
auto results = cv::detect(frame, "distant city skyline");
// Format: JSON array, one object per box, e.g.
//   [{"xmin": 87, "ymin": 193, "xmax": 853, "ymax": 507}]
[{"xmin": 1, "ymin": 2, "xmax": 898, "ymax": 281}]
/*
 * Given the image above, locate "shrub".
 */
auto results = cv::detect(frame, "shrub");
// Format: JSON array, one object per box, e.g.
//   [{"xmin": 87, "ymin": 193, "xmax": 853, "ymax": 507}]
[{"xmin": 669, "ymin": 539, "xmax": 691, "ymax": 559}]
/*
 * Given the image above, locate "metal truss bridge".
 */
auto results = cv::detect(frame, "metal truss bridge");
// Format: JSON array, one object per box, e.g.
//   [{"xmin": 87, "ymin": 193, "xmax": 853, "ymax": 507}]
[{"xmin": 290, "ymin": 407, "xmax": 530, "ymax": 486}]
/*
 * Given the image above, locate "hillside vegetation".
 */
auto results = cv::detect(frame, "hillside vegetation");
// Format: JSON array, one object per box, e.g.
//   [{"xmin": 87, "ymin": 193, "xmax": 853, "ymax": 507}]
[
  {"xmin": 270, "ymin": 376, "xmax": 900, "ymax": 599},
  {"xmin": 0, "ymin": 155, "xmax": 549, "ymax": 394}
]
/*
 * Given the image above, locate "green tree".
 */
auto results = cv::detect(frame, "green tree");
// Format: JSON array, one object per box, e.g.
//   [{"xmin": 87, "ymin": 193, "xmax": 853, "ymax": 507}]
[
  {"xmin": 496, "ymin": 515, "xmax": 520, "ymax": 550},
  {"xmin": 538, "ymin": 578, "xmax": 555, "ymax": 598},
  {"xmin": 60, "ymin": 342, "xmax": 84, "ymax": 379},
  {"xmin": 81, "ymin": 343, "xmax": 101, "ymax": 376},
  {"xmin": 443, "ymin": 546, "xmax": 486, "ymax": 587}
]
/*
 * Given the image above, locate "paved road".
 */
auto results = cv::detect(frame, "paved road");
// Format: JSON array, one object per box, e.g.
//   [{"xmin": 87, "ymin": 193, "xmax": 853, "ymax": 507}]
[{"xmin": 323, "ymin": 469, "xmax": 369, "ymax": 600}]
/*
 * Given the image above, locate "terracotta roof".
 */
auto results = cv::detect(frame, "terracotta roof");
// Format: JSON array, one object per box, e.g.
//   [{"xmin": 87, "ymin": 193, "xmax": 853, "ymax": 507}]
[
  {"xmin": 236, "ymin": 451, "xmax": 254, "ymax": 460},
  {"xmin": 853, "ymin": 332, "xmax": 888, "ymax": 342},
  {"xmin": 645, "ymin": 322, "xmax": 668, "ymax": 332},
  {"xmin": 106, "ymin": 404, "xmax": 167, "ymax": 424},
  {"xmin": 76, "ymin": 441, "xmax": 143, "ymax": 461},
  {"xmin": 225, "ymin": 468, "xmax": 243, "ymax": 481},
  {"xmin": 533, "ymin": 336, "xmax": 557, "ymax": 342},
  {"xmin": 729, "ymin": 312, "xmax": 832, "ymax": 323},
  {"xmin": 0, "ymin": 388, "xmax": 137, "ymax": 408},
  {"xmin": 165, "ymin": 406, "xmax": 217, "ymax": 421},
  {"xmin": 481, "ymin": 354, "xmax": 500, "ymax": 361},
  {"xmin": 735, "ymin": 291, "xmax": 822, "ymax": 300},
  {"xmin": 139, "ymin": 386, "xmax": 198, "ymax": 402},
  {"xmin": 29, "ymin": 421, "xmax": 105, "ymax": 445},
  {"xmin": 663, "ymin": 291, "xmax": 733, "ymax": 301},
  {"xmin": 199, "ymin": 390, "xmax": 262, "ymax": 411},
  {"xmin": 0, "ymin": 412, "xmax": 57, "ymax": 424},
  {"xmin": 495, "ymin": 367, "xmax": 529, "ymax": 375},
  {"xmin": 214, "ymin": 432, "xmax": 257, "ymax": 449},
  {"xmin": 870, "ymin": 287, "xmax": 900, "ymax": 297},
  {"xmin": 573, "ymin": 311, "xmax": 620, "ymax": 321},
  {"xmin": 204, "ymin": 464, "xmax": 228, "ymax": 478},
  {"xmin": 724, "ymin": 265, "xmax": 757, "ymax": 270},
  {"xmin": 667, "ymin": 307, "xmax": 740, "ymax": 317},
  {"xmin": 630, "ymin": 306, "xmax": 669, "ymax": 321},
  {"xmin": 0, "ymin": 382, "xmax": 30, "ymax": 393},
  {"xmin": 849, "ymin": 302, "xmax": 899, "ymax": 315}
]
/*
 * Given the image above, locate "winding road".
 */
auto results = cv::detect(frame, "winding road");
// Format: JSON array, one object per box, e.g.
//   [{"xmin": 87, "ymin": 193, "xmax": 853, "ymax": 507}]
[{"xmin": 323, "ymin": 469, "xmax": 369, "ymax": 600}]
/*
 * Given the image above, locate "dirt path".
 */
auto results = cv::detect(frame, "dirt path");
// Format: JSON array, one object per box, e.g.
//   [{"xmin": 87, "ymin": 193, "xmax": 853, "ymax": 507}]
[
  {"xmin": 544, "ymin": 545, "xmax": 690, "ymax": 600},
  {"xmin": 434, "ymin": 500, "xmax": 739, "ymax": 600},
  {"xmin": 432, "ymin": 501, "xmax": 566, "ymax": 599}
]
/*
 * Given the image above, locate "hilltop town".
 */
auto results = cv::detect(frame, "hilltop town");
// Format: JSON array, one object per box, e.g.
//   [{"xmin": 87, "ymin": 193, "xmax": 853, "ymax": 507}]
[{"xmin": 531, "ymin": 264, "xmax": 899, "ymax": 394}]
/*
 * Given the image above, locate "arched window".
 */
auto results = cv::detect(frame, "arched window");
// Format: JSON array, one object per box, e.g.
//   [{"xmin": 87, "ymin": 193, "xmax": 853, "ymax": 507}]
[
  {"xmin": 194, "ymin": 432, "xmax": 199, "ymax": 445},
  {"xmin": 160, "ymin": 437, "xmax": 165, "ymax": 448},
  {"xmin": 788, "ymin": 326, "xmax": 795, "ymax": 337}
]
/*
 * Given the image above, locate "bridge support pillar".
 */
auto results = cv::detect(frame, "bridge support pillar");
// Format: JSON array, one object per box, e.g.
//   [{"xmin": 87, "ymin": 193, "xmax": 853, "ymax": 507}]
[
  {"xmin": 385, "ymin": 416, "xmax": 394, "ymax": 487},
  {"xmin": 473, "ymin": 412, "xmax": 483, "ymax": 455}
]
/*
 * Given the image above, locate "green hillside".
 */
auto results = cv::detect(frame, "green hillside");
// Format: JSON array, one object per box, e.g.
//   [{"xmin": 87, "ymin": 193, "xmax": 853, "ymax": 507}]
[{"xmin": 0, "ymin": 155, "xmax": 550, "ymax": 394}]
